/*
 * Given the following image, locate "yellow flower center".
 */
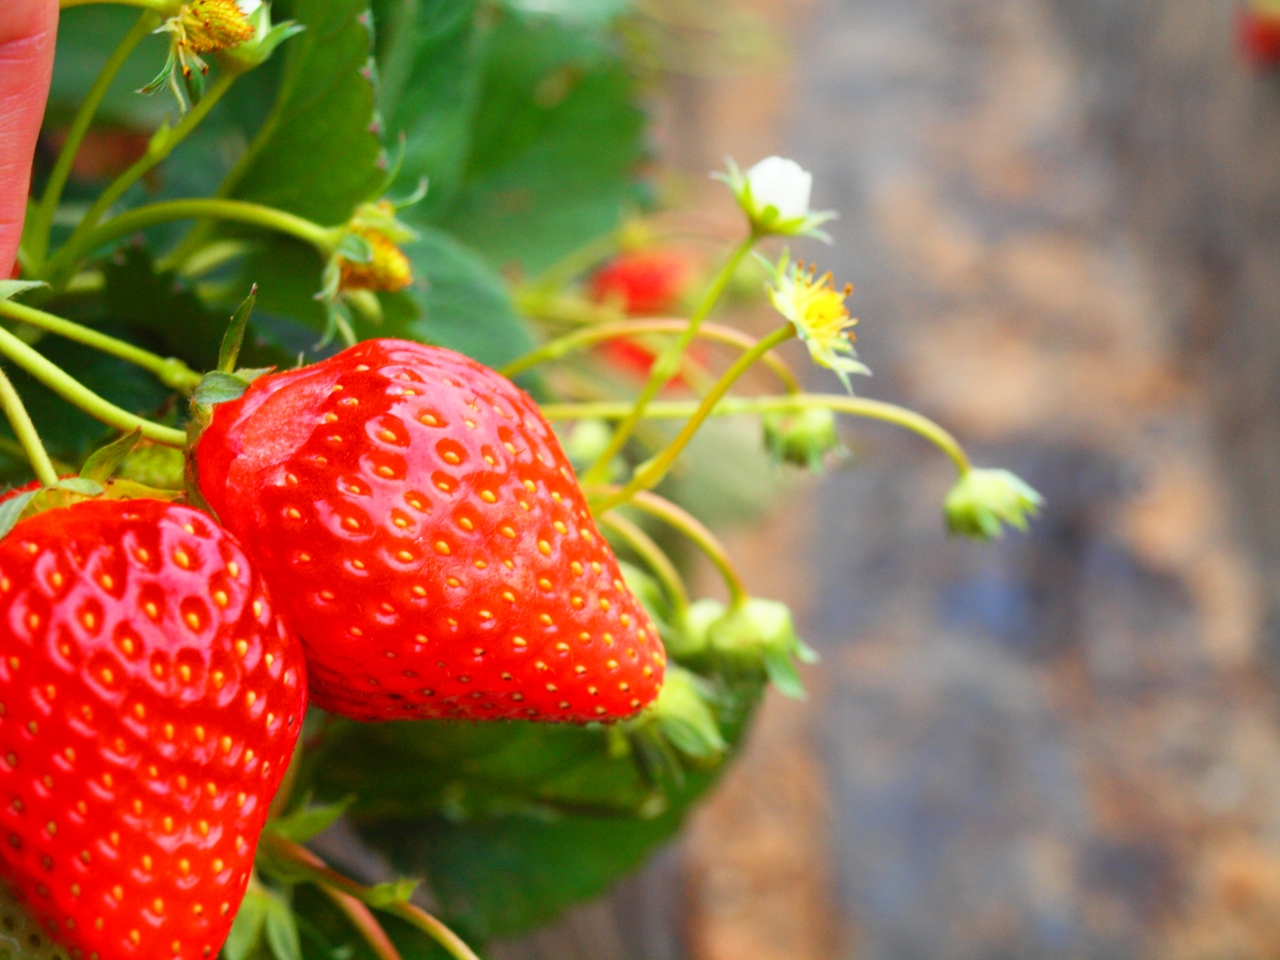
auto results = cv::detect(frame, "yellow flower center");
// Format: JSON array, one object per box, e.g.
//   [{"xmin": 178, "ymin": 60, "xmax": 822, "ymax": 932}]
[
  {"xmin": 179, "ymin": 0, "xmax": 255, "ymax": 55},
  {"xmin": 339, "ymin": 229, "xmax": 414, "ymax": 293}
]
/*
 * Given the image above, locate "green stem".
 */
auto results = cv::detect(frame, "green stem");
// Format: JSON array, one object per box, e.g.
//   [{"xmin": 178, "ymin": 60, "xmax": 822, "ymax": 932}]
[
  {"xmin": 321, "ymin": 888, "xmax": 404, "ymax": 960},
  {"xmin": 542, "ymin": 392, "xmax": 972, "ymax": 476},
  {"xmin": 0, "ymin": 326, "xmax": 187, "ymax": 447},
  {"xmin": 263, "ymin": 837, "xmax": 482, "ymax": 960},
  {"xmin": 594, "ymin": 325, "xmax": 794, "ymax": 511},
  {"xmin": 60, "ymin": 0, "xmax": 175, "ymax": 9},
  {"xmin": 596, "ymin": 512, "xmax": 690, "ymax": 612},
  {"xmin": 0, "ymin": 299, "xmax": 201, "ymax": 393},
  {"xmin": 500, "ymin": 319, "xmax": 801, "ymax": 393},
  {"xmin": 46, "ymin": 71, "xmax": 239, "ymax": 284},
  {"xmin": 0, "ymin": 370, "xmax": 58, "ymax": 486},
  {"xmin": 581, "ymin": 234, "xmax": 757, "ymax": 484},
  {"xmin": 28, "ymin": 12, "xmax": 159, "ymax": 266},
  {"xmin": 598, "ymin": 489, "xmax": 747, "ymax": 607},
  {"xmin": 46, "ymin": 198, "xmax": 336, "ymax": 281}
]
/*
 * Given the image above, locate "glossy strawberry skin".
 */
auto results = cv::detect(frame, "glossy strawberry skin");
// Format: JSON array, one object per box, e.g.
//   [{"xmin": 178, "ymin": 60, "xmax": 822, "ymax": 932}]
[
  {"xmin": 0, "ymin": 498, "xmax": 306, "ymax": 960},
  {"xmin": 196, "ymin": 339, "xmax": 666, "ymax": 723}
]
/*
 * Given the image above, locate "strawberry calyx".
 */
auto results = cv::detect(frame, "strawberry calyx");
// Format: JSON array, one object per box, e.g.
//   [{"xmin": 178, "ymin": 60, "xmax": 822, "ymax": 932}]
[{"xmin": 0, "ymin": 429, "xmax": 184, "ymax": 539}]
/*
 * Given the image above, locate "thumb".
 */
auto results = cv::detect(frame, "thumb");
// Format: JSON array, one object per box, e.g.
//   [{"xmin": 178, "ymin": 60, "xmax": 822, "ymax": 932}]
[{"xmin": 0, "ymin": 0, "xmax": 59, "ymax": 279}]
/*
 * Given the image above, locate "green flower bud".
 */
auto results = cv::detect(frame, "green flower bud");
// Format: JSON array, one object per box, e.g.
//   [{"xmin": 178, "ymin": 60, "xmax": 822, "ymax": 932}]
[
  {"xmin": 668, "ymin": 598, "xmax": 726, "ymax": 660},
  {"xmin": 707, "ymin": 598, "xmax": 817, "ymax": 699},
  {"xmin": 634, "ymin": 665, "xmax": 726, "ymax": 761},
  {"xmin": 944, "ymin": 468, "xmax": 1043, "ymax": 540},
  {"xmin": 763, "ymin": 407, "xmax": 843, "ymax": 472}
]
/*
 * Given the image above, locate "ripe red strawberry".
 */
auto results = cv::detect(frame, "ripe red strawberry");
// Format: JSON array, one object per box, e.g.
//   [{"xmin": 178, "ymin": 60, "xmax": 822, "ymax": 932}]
[
  {"xmin": 590, "ymin": 249, "xmax": 691, "ymax": 316},
  {"xmin": 195, "ymin": 339, "xmax": 666, "ymax": 723},
  {"xmin": 1242, "ymin": 4, "xmax": 1280, "ymax": 65},
  {"xmin": 0, "ymin": 498, "xmax": 306, "ymax": 960}
]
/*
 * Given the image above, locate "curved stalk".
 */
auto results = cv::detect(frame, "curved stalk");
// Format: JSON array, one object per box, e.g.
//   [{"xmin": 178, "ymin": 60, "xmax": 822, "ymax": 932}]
[
  {"xmin": 0, "ymin": 299, "xmax": 202, "ymax": 393},
  {"xmin": 29, "ymin": 12, "xmax": 160, "ymax": 266},
  {"xmin": 0, "ymin": 370, "xmax": 58, "ymax": 486},
  {"xmin": 0, "ymin": 326, "xmax": 187, "ymax": 447},
  {"xmin": 582, "ymin": 234, "xmax": 757, "ymax": 484},
  {"xmin": 596, "ymin": 489, "xmax": 747, "ymax": 608},
  {"xmin": 597, "ymin": 512, "xmax": 690, "ymax": 612},
  {"xmin": 500, "ymin": 319, "xmax": 802, "ymax": 394},
  {"xmin": 594, "ymin": 325, "xmax": 794, "ymax": 511},
  {"xmin": 541, "ymin": 393, "xmax": 972, "ymax": 477},
  {"xmin": 263, "ymin": 836, "xmax": 482, "ymax": 960},
  {"xmin": 321, "ymin": 888, "xmax": 404, "ymax": 960},
  {"xmin": 60, "ymin": 0, "xmax": 175, "ymax": 8},
  {"xmin": 47, "ymin": 71, "xmax": 239, "ymax": 283},
  {"xmin": 47, "ymin": 199, "xmax": 336, "ymax": 281}
]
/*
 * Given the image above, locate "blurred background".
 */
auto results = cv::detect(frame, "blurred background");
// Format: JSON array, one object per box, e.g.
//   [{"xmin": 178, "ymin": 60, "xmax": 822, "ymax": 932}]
[{"xmin": 494, "ymin": 0, "xmax": 1280, "ymax": 957}]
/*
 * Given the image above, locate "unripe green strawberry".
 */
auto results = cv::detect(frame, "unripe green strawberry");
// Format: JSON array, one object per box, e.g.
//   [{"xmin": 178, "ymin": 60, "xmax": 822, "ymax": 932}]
[
  {"xmin": 195, "ymin": 339, "xmax": 666, "ymax": 723},
  {"xmin": 0, "ymin": 498, "xmax": 306, "ymax": 960}
]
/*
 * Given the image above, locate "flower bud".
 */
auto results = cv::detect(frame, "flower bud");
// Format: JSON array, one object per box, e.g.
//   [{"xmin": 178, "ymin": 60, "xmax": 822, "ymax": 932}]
[
  {"xmin": 707, "ymin": 598, "xmax": 817, "ymax": 699},
  {"xmin": 944, "ymin": 468, "xmax": 1043, "ymax": 540},
  {"xmin": 716, "ymin": 156, "xmax": 836, "ymax": 239},
  {"xmin": 632, "ymin": 665, "xmax": 726, "ymax": 761},
  {"xmin": 763, "ymin": 407, "xmax": 842, "ymax": 472},
  {"xmin": 667, "ymin": 598, "xmax": 726, "ymax": 660}
]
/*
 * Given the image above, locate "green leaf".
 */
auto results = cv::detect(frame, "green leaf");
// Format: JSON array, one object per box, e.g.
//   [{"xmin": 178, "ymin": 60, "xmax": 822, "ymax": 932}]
[
  {"xmin": 362, "ymin": 878, "xmax": 419, "ymax": 907},
  {"xmin": 224, "ymin": 889, "xmax": 269, "ymax": 960},
  {"xmin": 231, "ymin": 0, "xmax": 385, "ymax": 225},
  {"xmin": 372, "ymin": 0, "xmax": 486, "ymax": 219},
  {"xmin": 268, "ymin": 797, "xmax": 352, "ymax": 842},
  {"xmin": 193, "ymin": 372, "xmax": 251, "ymax": 406},
  {"xmin": 435, "ymin": 14, "xmax": 647, "ymax": 273},
  {"xmin": 78, "ymin": 429, "xmax": 142, "ymax": 484},
  {"xmin": 0, "ymin": 491, "xmax": 37, "ymax": 541},
  {"xmin": 264, "ymin": 893, "xmax": 303, "ymax": 960},
  {"xmin": 219, "ymin": 286, "xmax": 258, "ymax": 373},
  {"xmin": 0, "ymin": 281, "xmax": 48, "ymax": 302}
]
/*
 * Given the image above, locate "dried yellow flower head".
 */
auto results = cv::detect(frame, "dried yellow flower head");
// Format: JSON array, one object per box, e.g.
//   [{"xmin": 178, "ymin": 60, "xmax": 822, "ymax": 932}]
[
  {"xmin": 178, "ymin": 0, "xmax": 256, "ymax": 57},
  {"xmin": 338, "ymin": 228, "xmax": 414, "ymax": 293}
]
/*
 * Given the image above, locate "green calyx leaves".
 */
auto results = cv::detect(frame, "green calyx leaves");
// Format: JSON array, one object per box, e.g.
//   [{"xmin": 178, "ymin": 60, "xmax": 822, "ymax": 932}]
[
  {"xmin": 763, "ymin": 406, "xmax": 843, "ymax": 473},
  {"xmin": 673, "ymin": 597, "xmax": 818, "ymax": 700},
  {"xmin": 944, "ymin": 467, "xmax": 1044, "ymax": 540},
  {"xmin": 627, "ymin": 666, "xmax": 727, "ymax": 761},
  {"xmin": 191, "ymin": 287, "xmax": 274, "ymax": 410}
]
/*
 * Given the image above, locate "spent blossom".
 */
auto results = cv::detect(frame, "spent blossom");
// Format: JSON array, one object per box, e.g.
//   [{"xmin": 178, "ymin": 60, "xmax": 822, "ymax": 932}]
[{"xmin": 765, "ymin": 252, "xmax": 868, "ymax": 391}]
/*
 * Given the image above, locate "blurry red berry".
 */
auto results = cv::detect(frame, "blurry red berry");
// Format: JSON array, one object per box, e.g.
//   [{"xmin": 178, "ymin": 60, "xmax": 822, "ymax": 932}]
[{"xmin": 590, "ymin": 249, "xmax": 692, "ymax": 316}]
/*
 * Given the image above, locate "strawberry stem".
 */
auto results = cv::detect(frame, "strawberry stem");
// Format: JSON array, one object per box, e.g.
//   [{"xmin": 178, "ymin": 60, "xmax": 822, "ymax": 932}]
[
  {"xmin": 581, "ymin": 234, "xmax": 758, "ymax": 485},
  {"xmin": 0, "ymin": 326, "xmax": 188, "ymax": 447},
  {"xmin": 262, "ymin": 836, "xmax": 483, "ymax": 960},
  {"xmin": 320, "ymin": 887, "xmax": 405, "ymax": 960},
  {"xmin": 51, "ymin": 200, "xmax": 338, "ymax": 283},
  {"xmin": 27, "ymin": 11, "xmax": 160, "ymax": 267},
  {"xmin": 59, "ymin": 0, "xmax": 177, "ymax": 9},
  {"xmin": 596, "ymin": 324, "xmax": 796, "ymax": 510},
  {"xmin": 0, "ymin": 370, "xmax": 58, "ymax": 486},
  {"xmin": 597, "ymin": 511, "xmax": 690, "ymax": 612},
  {"xmin": 544, "ymin": 392, "xmax": 973, "ymax": 478},
  {"xmin": 597, "ymin": 489, "xmax": 748, "ymax": 608},
  {"xmin": 0, "ymin": 298, "xmax": 202, "ymax": 393},
  {"xmin": 44, "ymin": 71, "xmax": 240, "ymax": 286},
  {"xmin": 500, "ymin": 318, "xmax": 802, "ymax": 394}
]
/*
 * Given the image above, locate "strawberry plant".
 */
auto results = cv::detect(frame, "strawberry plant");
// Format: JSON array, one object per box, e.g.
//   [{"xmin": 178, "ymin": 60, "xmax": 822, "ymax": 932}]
[{"xmin": 0, "ymin": 1, "xmax": 1042, "ymax": 958}]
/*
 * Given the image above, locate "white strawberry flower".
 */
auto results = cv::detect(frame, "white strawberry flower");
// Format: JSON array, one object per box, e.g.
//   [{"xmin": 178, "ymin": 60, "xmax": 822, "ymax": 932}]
[{"xmin": 715, "ymin": 156, "xmax": 836, "ymax": 239}]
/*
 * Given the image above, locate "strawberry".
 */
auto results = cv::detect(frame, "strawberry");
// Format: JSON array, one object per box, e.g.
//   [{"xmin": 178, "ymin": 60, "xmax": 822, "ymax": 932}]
[
  {"xmin": 1242, "ymin": 4, "xmax": 1280, "ymax": 65},
  {"xmin": 590, "ymin": 249, "xmax": 691, "ymax": 316},
  {"xmin": 195, "ymin": 339, "xmax": 666, "ymax": 723},
  {"xmin": 0, "ymin": 498, "xmax": 306, "ymax": 960}
]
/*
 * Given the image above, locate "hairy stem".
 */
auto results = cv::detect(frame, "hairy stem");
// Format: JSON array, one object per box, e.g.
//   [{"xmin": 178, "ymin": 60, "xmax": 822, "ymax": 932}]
[
  {"xmin": 594, "ymin": 325, "xmax": 794, "ymax": 511},
  {"xmin": 47, "ymin": 71, "xmax": 239, "ymax": 283},
  {"xmin": 263, "ymin": 837, "xmax": 482, "ymax": 960},
  {"xmin": 597, "ymin": 489, "xmax": 747, "ymax": 607},
  {"xmin": 597, "ymin": 512, "xmax": 690, "ymax": 612},
  {"xmin": 49, "ymin": 198, "xmax": 336, "ymax": 280},
  {"xmin": 0, "ymin": 370, "xmax": 58, "ymax": 486},
  {"xmin": 542, "ymin": 393, "xmax": 973, "ymax": 476},
  {"xmin": 500, "ymin": 319, "xmax": 801, "ymax": 393},
  {"xmin": 0, "ymin": 299, "xmax": 202, "ymax": 393},
  {"xmin": 0, "ymin": 327, "xmax": 187, "ymax": 447},
  {"xmin": 582, "ymin": 234, "xmax": 756, "ymax": 484},
  {"xmin": 29, "ymin": 12, "xmax": 159, "ymax": 266}
]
